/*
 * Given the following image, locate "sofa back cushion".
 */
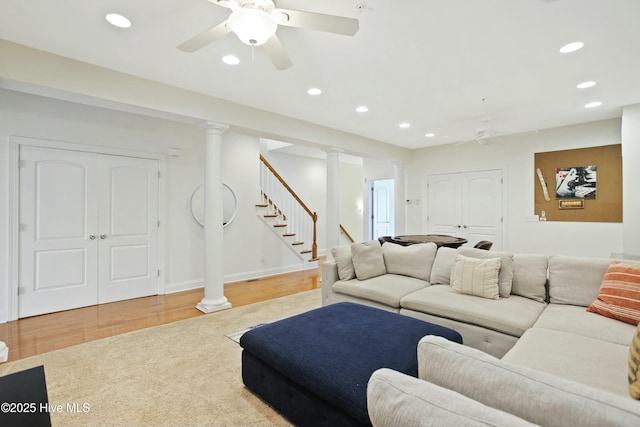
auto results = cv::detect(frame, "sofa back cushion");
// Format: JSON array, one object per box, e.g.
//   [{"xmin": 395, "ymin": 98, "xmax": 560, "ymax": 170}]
[
  {"xmin": 511, "ymin": 254, "xmax": 548, "ymax": 303},
  {"xmin": 331, "ymin": 246, "xmax": 356, "ymax": 281},
  {"xmin": 418, "ymin": 335, "xmax": 640, "ymax": 426},
  {"xmin": 429, "ymin": 247, "xmax": 458, "ymax": 285},
  {"xmin": 548, "ymin": 255, "xmax": 612, "ymax": 306},
  {"xmin": 382, "ymin": 242, "xmax": 437, "ymax": 281},
  {"xmin": 351, "ymin": 240, "xmax": 386, "ymax": 280},
  {"xmin": 457, "ymin": 247, "xmax": 514, "ymax": 297},
  {"xmin": 367, "ymin": 368, "xmax": 536, "ymax": 427}
]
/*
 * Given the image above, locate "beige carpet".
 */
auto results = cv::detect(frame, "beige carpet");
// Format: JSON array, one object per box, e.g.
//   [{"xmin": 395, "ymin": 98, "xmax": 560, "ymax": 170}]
[{"xmin": 0, "ymin": 289, "xmax": 322, "ymax": 426}]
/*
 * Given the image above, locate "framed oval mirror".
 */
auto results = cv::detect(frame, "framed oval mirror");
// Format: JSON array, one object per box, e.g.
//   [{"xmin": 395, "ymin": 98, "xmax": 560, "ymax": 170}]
[{"xmin": 190, "ymin": 183, "xmax": 237, "ymax": 228}]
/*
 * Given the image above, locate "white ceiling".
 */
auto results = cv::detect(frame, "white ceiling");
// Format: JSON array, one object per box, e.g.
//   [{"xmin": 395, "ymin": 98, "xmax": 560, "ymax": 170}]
[{"xmin": 1, "ymin": 0, "xmax": 639, "ymax": 149}]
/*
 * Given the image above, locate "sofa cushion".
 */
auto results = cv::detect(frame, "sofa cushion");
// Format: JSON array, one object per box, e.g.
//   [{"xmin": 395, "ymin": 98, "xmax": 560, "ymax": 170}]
[
  {"xmin": 331, "ymin": 246, "xmax": 355, "ymax": 281},
  {"xmin": 382, "ymin": 242, "xmax": 437, "ymax": 281},
  {"xmin": 630, "ymin": 324, "xmax": 640, "ymax": 399},
  {"xmin": 451, "ymin": 254, "xmax": 500, "ymax": 300},
  {"xmin": 333, "ymin": 274, "xmax": 428, "ymax": 308},
  {"xmin": 400, "ymin": 285, "xmax": 545, "ymax": 337},
  {"xmin": 587, "ymin": 261, "xmax": 640, "ymax": 325},
  {"xmin": 457, "ymin": 247, "xmax": 514, "ymax": 298},
  {"xmin": 351, "ymin": 240, "xmax": 386, "ymax": 280},
  {"xmin": 429, "ymin": 247, "xmax": 457, "ymax": 285},
  {"xmin": 511, "ymin": 254, "xmax": 548, "ymax": 303},
  {"xmin": 420, "ymin": 335, "xmax": 640, "ymax": 426},
  {"xmin": 367, "ymin": 368, "xmax": 536, "ymax": 427},
  {"xmin": 503, "ymin": 328, "xmax": 631, "ymax": 398},
  {"xmin": 548, "ymin": 255, "xmax": 612, "ymax": 306},
  {"xmin": 534, "ymin": 304, "xmax": 636, "ymax": 346}
]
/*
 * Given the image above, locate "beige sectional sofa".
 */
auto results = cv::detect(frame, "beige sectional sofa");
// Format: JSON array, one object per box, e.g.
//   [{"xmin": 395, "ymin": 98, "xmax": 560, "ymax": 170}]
[{"xmin": 322, "ymin": 240, "xmax": 640, "ymax": 424}]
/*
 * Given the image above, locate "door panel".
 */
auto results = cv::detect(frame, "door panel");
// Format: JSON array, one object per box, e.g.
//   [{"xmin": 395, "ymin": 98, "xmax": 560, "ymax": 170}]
[
  {"xmin": 19, "ymin": 146, "xmax": 160, "ymax": 317},
  {"xmin": 427, "ymin": 175, "xmax": 463, "ymax": 236},
  {"xmin": 19, "ymin": 146, "xmax": 98, "ymax": 317},
  {"xmin": 98, "ymin": 155, "xmax": 159, "ymax": 304},
  {"xmin": 428, "ymin": 170, "xmax": 503, "ymax": 250},
  {"xmin": 371, "ymin": 179, "xmax": 395, "ymax": 239}
]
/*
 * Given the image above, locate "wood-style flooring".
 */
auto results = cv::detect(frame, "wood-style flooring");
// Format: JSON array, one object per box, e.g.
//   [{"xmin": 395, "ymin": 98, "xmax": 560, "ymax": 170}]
[{"xmin": 0, "ymin": 264, "xmax": 322, "ymax": 362}]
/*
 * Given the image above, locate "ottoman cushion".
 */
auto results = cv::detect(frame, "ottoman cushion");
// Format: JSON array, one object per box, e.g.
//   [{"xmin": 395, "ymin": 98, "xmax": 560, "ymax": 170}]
[{"xmin": 240, "ymin": 302, "xmax": 462, "ymax": 425}]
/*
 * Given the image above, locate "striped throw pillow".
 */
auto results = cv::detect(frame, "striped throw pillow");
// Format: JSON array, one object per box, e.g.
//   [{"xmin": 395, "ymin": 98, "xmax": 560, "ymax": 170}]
[
  {"xmin": 451, "ymin": 254, "xmax": 501, "ymax": 300},
  {"xmin": 630, "ymin": 323, "xmax": 640, "ymax": 399},
  {"xmin": 587, "ymin": 261, "xmax": 640, "ymax": 325}
]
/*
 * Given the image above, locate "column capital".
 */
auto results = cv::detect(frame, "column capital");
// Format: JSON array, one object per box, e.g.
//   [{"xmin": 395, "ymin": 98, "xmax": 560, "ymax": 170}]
[
  {"xmin": 200, "ymin": 120, "xmax": 229, "ymax": 135},
  {"xmin": 390, "ymin": 160, "xmax": 407, "ymax": 167},
  {"xmin": 324, "ymin": 147, "xmax": 344, "ymax": 156}
]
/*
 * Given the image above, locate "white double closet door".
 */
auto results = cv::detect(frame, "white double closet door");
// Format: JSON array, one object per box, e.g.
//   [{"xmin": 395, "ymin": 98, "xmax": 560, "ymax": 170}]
[{"xmin": 19, "ymin": 145, "xmax": 159, "ymax": 318}]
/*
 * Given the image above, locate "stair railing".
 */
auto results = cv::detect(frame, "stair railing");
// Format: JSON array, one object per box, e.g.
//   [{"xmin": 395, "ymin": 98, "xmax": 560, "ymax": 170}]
[{"xmin": 260, "ymin": 154, "xmax": 318, "ymax": 261}]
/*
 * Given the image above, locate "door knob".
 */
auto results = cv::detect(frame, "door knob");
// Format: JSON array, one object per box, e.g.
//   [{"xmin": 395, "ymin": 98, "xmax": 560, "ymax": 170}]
[
  {"xmin": 455, "ymin": 225, "xmax": 461, "ymax": 229},
  {"xmin": 89, "ymin": 234, "xmax": 96, "ymax": 240},
  {"xmin": 463, "ymin": 225, "xmax": 468, "ymax": 229},
  {"xmin": 100, "ymin": 234, "xmax": 107, "ymax": 239}
]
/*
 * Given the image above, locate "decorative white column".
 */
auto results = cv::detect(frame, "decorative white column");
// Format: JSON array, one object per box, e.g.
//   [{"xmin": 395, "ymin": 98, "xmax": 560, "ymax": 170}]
[
  {"xmin": 197, "ymin": 121, "xmax": 232, "ymax": 314},
  {"xmin": 393, "ymin": 161, "xmax": 406, "ymax": 236},
  {"xmin": 326, "ymin": 148, "xmax": 342, "ymax": 259}
]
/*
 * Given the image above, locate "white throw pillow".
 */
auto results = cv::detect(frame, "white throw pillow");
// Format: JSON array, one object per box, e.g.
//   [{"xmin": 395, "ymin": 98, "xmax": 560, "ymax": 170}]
[
  {"xmin": 451, "ymin": 254, "xmax": 501, "ymax": 300},
  {"xmin": 382, "ymin": 242, "xmax": 437, "ymax": 281},
  {"xmin": 351, "ymin": 240, "xmax": 386, "ymax": 280},
  {"xmin": 331, "ymin": 246, "xmax": 355, "ymax": 281},
  {"xmin": 457, "ymin": 247, "xmax": 514, "ymax": 297}
]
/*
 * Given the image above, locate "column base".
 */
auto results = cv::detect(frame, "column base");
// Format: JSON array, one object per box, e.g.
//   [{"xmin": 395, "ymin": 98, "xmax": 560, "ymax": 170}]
[{"xmin": 196, "ymin": 297, "xmax": 232, "ymax": 314}]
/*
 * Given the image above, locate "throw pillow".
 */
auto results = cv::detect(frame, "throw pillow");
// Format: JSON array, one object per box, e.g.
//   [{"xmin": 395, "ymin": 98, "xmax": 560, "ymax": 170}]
[
  {"xmin": 451, "ymin": 254, "xmax": 501, "ymax": 300},
  {"xmin": 587, "ymin": 261, "xmax": 640, "ymax": 326},
  {"xmin": 351, "ymin": 240, "xmax": 386, "ymax": 280},
  {"xmin": 457, "ymin": 247, "xmax": 514, "ymax": 297},
  {"xmin": 382, "ymin": 242, "xmax": 437, "ymax": 281},
  {"xmin": 331, "ymin": 246, "xmax": 355, "ymax": 281},
  {"xmin": 630, "ymin": 323, "xmax": 640, "ymax": 399}
]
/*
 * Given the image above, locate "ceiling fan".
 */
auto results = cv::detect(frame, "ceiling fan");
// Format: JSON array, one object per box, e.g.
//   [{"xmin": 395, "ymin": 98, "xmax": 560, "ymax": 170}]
[
  {"xmin": 455, "ymin": 117, "xmax": 500, "ymax": 146},
  {"xmin": 177, "ymin": 0, "xmax": 359, "ymax": 70}
]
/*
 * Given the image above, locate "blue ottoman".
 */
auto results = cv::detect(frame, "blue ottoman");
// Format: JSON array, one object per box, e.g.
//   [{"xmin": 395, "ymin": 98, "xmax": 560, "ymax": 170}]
[{"xmin": 240, "ymin": 302, "xmax": 462, "ymax": 426}]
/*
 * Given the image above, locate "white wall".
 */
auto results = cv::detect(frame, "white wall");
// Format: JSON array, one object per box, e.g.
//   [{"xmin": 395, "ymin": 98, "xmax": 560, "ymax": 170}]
[
  {"xmin": 622, "ymin": 104, "xmax": 640, "ymax": 257},
  {"xmin": 405, "ymin": 119, "xmax": 625, "ymax": 258}
]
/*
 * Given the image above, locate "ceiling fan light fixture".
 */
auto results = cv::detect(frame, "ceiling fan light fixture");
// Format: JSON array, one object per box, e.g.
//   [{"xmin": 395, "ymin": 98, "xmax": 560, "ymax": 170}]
[{"xmin": 227, "ymin": 8, "xmax": 277, "ymax": 46}]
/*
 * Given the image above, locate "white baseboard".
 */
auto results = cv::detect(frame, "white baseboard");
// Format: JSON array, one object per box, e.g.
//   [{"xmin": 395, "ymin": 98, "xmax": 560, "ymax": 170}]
[
  {"xmin": 164, "ymin": 279, "xmax": 204, "ymax": 294},
  {"xmin": 0, "ymin": 311, "xmax": 7, "ymax": 324},
  {"xmin": 163, "ymin": 263, "xmax": 316, "ymax": 294}
]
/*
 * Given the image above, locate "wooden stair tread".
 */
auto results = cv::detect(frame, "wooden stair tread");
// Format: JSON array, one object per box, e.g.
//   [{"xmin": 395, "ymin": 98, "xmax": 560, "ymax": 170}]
[
  {"xmin": 282, "ymin": 233, "xmax": 296, "ymax": 237},
  {"xmin": 273, "ymin": 224, "xmax": 287, "ymax": 228},
  {"xmin": 291, "ymin": 242, "xmax": 304, "ymax": 246},
  {"xmin": 300, "ymin": 250, "xmax": 312, "ymax": 254},
  {"xmin": 263, "ymin": 214, "xmax": 278, "ymax": 218},
  {"xmin": 255, "ymin": 204, "xmax": 268, "ymax": 208}
]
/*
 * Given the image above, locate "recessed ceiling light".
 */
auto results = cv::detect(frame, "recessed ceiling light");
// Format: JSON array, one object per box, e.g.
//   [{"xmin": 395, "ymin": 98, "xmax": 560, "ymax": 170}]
[
  {"xmin": 576, "ymin": 81, "xmax": 596, "ymax": 89},
  {"xmin": 559, "ymin": 41, "xmax": 584, "ymax": 53},
  {"xmin": 355, "ymin": 105, "xmax": 369, "ymax": 113},
  {"xmin": 399, "ymin": 122, "xmax": 411, "ymax": 129},
  {"xmin": 105, "ymin": 13, "xmax": 131, "ymax": 28},
  {"xmin": 307, "ymin": 88, "xmax": 322, "ymax": 96},
  {"xmin": 425, "ymin": 133, "xmax": 435, "ymax": 138},
  {"xmin": 222, "ymin": 55, "xmax": 240, "ymax": 65},
  {"xmin": 585, "ymin": 101, "xmax": 602, "ymax": 108}
]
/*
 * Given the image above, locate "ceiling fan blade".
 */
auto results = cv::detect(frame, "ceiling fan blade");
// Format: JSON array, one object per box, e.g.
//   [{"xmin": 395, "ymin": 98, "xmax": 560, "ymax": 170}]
[
  {"xmin": 277, "ymin": 8, "xmax": 359, "ymax": 36},
  {"xmin": 263, "ymin": 35, "xmax": 293, "ymax": 70},
  {"xmin": 177, "ymin": 21, "xmax": 231, "ymax": 53}
]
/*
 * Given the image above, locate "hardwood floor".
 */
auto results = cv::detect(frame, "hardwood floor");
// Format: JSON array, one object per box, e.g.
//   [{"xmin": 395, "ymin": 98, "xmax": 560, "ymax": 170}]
[{"xmin": 0, "ymin": 264, "xmax": 322, "ymax": 362}]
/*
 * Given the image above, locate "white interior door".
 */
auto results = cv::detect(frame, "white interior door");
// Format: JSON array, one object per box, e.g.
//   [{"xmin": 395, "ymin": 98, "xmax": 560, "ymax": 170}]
[
  {"xmin": 19, "ymin": 146, "xmax": 99, "ymax": 317},
  {"xmin": 370, "ymin": 179, "xmax": 395, "ymax": 239},
  {"xmin": 19, "ymin": 146, "xmax": 159, "ymax": 317},
  {"xmin": 427, "ymin": 174, "xmax": 463, "ymax": 236},
  {"xmin": 463, "ymin": 170, "xmax": 503, "ymax": 248},
  {"xmin": 428, "ymin": 170, "xmax": 503, "ymax": 249},
  {"xmin": 98, "ymin": 155, "xmax": 159, "ymax": 303}
]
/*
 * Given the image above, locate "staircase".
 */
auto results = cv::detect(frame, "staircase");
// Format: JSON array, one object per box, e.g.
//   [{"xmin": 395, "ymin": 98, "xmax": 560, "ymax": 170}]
[{"xmin": 257, "ymin": 155, "xmax": 318, "ymax": 268}]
